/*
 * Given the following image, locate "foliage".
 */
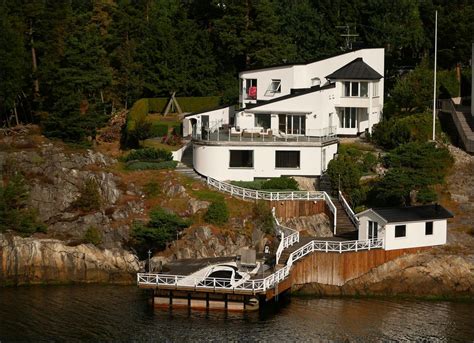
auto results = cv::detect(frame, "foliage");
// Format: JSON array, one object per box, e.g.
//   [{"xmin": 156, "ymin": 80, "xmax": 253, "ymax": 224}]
[
  {"xmin": 368, "ymin": 142, "xmax": 453, "ymax": 206},
  {"xmin": 83, "ymin": 226, "xmax": 102, "ymax": 246},
  {"xmin": 143, "ymin": 181, "xmax": 160, "ymax": 198},
  {"xmin": 205, "ymin": 201, "xmax": 229, "ymax": 225},
  {"xmin": 191, "ymin": 189, "xmax": 224, "ymax": 203},
  {"xmin": 71, "ymin": 178, "xmax": 102, "ymax": 212},
  {"xmin": 0, "ymin": 174, "xmax": 46, "ymax": 236},
  {"xmin": 391, "ymin": 61, "xmax": 460, "ymax": 113},
  {"xmin": 161, "ymin": 133, "xmax": 182, "ymax": 146},
  {"xmin": 231, "ymin": 177, "xmax": 299, "ymax": 191},
  {"xmin": 131, "ymin": 207, "xmax": 190, "ymax": 256},
  {"xmin": 125, "ymin": 160, "xmax": 177, "ymax": 171},
  {"xmin": 123, "ymin": 148, "xmax": 172, "ymax": 163},
  {"xmin": 150, "ymin": 123, "xmax": 169, "ymax": 137},
  {"xmin": 371, "ymin": 112, "xmax": 441, "ymax": 150},
  {"xmin": 253, "ymin": 201, "xmax": 274, "ymax": 234}
]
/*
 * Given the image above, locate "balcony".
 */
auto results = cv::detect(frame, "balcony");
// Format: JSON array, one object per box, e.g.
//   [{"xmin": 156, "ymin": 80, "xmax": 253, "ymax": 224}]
[{"xmin": 192, "ymin": 123, "xmax": 337, "ymax": 146}]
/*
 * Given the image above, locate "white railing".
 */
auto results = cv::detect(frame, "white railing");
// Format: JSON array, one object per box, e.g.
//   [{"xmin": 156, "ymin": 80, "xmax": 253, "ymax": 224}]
[
  {"xmin": 207, "ymin": 177, "xmax": 327, "ymax": 202},
  {"xmin": 324, "ymin": 192, "xmax": 337, "ymax": 233},
  {"xmin": 137, "ymin": 238, "xmax": 383, "ymax": 292},
  {"xmin": 338, "ymin": 190, "xmax": 359, "ymax": 227},
  {"xmin": 272, "ymin": 208, "xmax": 300, "ymax": 265}
]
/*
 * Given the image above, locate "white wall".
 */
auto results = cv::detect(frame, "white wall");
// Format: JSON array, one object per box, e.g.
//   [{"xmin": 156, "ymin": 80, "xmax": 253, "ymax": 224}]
[
  {"xmin": 239, "ymin": 48, "xmax": 385, "ymax": 109},
  {"xmin": 193, "ymin": 142, "xmax": 338, "ymax": 181},
  {"xmin": 383, "ymin": 219, "xmax": 447, "ymax": 250},
  {"xmin": 182, "ymin": 106, "xmax": 233, "ymax": 136},
  {"xmin": 357, "ymin": 212, "xmax": 385, "ymax": 241}
]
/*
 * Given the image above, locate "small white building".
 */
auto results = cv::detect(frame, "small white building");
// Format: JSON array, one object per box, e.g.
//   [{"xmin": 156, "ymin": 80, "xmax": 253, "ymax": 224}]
[
  {"xmin": 182, "ymin": 48, "xmax": 385, "ymax": 181},
  {"xmin": 356, "ymin": 204, "xmax": 454, "ymax": 250}
]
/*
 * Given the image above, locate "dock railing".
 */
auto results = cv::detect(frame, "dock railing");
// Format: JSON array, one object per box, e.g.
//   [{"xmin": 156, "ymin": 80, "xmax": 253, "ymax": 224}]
[{"xmin": 137, "ymin": 237, "xmax": 383, "ymax": 293}]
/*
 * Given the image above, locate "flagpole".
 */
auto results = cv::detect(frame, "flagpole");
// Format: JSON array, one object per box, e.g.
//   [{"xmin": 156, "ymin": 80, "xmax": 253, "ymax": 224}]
[{"xmin": 432, "ymin": 10, "xmax": 438, "ymax": 141}]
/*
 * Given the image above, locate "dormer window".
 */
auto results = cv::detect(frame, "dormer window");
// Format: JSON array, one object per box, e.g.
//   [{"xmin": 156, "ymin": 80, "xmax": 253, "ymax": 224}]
[
  {"xmin": 311, "ymin": 77, "xmax": 321, "ymax": 86},
  {"xmin": 269, "ymin": 79, "xmax": 281, "ymax": 93},
  {"xmin": 343, "ymin": 81, "xmax": 368, "ymax": 97}
]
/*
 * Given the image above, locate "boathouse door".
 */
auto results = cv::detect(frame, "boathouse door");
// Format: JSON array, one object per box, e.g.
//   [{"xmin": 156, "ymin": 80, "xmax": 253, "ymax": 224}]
[{"xmin": 368, "ymin": 220, "xmax": 378, "ymax": 239}]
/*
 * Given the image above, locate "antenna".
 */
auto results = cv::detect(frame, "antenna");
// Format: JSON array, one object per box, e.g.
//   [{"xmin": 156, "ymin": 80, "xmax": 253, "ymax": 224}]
[{"xmin": 336, "ymin": 24, "xmax": 359, "ymax": 51}]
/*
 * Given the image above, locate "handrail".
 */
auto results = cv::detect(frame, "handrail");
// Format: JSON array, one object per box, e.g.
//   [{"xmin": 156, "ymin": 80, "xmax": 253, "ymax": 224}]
[
  {"xmin": 137, "ymin": 238, "xmax": 384, "ymax": 292},
  {"xmin": 338, "ymin": 190, "xmax": 359, "ymax": 227},
  {"xmin": 323, "ymin": 192, "xmax": 337, "ymax": 233},
  {"xmin": 207, "ymin": 176, "xmax": 327, "ymax": 201},
  {"xmin": 272, "ymin": 207, "xmax": 299, "ymax": 265}
]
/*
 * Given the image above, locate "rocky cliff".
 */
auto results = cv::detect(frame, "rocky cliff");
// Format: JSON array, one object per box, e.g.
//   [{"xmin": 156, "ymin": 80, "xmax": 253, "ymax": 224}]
[{"xmin": 0, "ymin": 233, "xmax": 140, "ymax": 286}]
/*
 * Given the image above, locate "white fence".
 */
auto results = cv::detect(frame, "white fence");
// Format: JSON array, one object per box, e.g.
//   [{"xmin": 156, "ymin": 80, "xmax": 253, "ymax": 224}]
[
  {"xmin": 137, "ymin": 238, "xmax": 383, "ymax": 293},
  {"xmin": 338, "ymin": 190, "xmax": 359, "ymax": 227},
  {"xmin": 207, "ymin": 177, "xmax": 337, "ymax": 231},
  {"xmin": 272, "ymin": 208, "xmax": 300, "ymax": 265}
]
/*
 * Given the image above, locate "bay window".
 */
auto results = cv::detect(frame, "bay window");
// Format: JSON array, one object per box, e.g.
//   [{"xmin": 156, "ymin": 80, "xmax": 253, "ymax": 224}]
[{"xmin": 343, "ymin": 81, "xmax": 369, "ymax": 97}]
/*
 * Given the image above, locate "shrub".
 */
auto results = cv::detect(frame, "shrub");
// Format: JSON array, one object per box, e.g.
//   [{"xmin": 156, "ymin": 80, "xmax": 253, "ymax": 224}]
[
  {"xmin": 72, "ymin": 178, "xmax": 102, "ymax": 212},
  {"xmin": 230, "ymin": 180, "xmax": 265, "ymax": 190},
  {"xmin": 361, "ymin": 153, "xmax": 378, "ymax": 173},
  {"xmin": 84, "ymin": 226, "xmax": 102, "ymax": 245},
  {"xmin": 125, "ymin": 160, "xmax": 177, "ymax": 170},
  {"xmin": 205, "ymin": 201, "xmax": 229, "ymax": 225},
  {"xmin": 0, "ymin": 174, "xmax": 46, "ymax": 236},
  {"xmin": 123, "ymin": 147, "xmax": 172, "ymax": 162},
  {"xmin": 416, "ymin": 187, "xmax": 438, "ymax": 204},
  {"xmin": 261, "ymin": 177, "xmax": 299, "ymax": 190},
  {"xmin": 149, "ymin": 123, "xmax": 169, "ymax": 137},
  {"xmin": 144, "ymin": 181, "xmax": 160, "ymax": 198},
  {"xmin": 253, "ymin": 201, "xmax": 274, "ymax": 234},
  {"xmin": 161, "ymin": 133, "xmax": 182, "ymax": 146},
  {"xmin": 131, "ymin": 207, "xmax": 190, "ymax": 257}
]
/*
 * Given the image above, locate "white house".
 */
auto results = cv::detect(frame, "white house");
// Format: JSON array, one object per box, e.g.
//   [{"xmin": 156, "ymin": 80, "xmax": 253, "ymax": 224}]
[
  {"xmin": 182, "ymin": 48, "xmax": 385, "ymax": 181},
  {"xmin": 356, "ymin": 204, "xmax": 453, "ymax": 250}
]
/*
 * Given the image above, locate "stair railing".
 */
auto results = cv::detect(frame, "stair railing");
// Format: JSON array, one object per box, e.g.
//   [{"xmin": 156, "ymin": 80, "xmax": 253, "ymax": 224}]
[{"xmin": 338, "ymin": 190, "xmax": 359, "ymax": 227}]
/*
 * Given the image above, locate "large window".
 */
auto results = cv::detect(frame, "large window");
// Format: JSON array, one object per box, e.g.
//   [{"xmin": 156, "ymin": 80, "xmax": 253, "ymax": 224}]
[
  {"xmin": 373, "ymin": 81, "xmax": 379, "ymax": 97},
  {"xmin": 339, "ymin": 108, "xmax": 357, "ymax": 128},
  {"xmin": 395, "ymin": 225, "xmax": 406, "ymax": 238},
  {"xmin": 254, "ymin": 113, "xmax": 271, "ymax": 129},
  {"xmin": 278, "ymin": 114, "xmax": 306, "ymax": 135},
  {"xmin": 425, "ymin": 222, "xmax": 433, "ymax": 235},
  {"xmin": 343, "ymin": 81, "xmax": 368, "ymax": 97},
  {"xmin": 229, "ymin": 150, "xmax": 253, "ymax": 168},
  {"xmin": 275, "ymin": 151, "xmax": 300, "ymax": 168}
]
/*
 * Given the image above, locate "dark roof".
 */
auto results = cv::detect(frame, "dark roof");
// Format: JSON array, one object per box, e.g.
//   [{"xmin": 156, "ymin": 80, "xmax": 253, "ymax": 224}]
[
  {"xmin": 325, "ymin": 57, "xmax": 383, "ymax": 80},
  {"xmin": 371, "ymin": 204, "xmax": 454, "ymax": 223},
  {"xmin": 245, "ymin": 83, "xmax": 336, "ymax": 110}
]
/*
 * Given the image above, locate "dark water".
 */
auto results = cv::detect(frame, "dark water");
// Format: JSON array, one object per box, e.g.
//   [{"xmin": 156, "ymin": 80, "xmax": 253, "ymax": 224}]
[{"xmin": 1, "ymin": 285, "xmax": 473, "ymax": 342}]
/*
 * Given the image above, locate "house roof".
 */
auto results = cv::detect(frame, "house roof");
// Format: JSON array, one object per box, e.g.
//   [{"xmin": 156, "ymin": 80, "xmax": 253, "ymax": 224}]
[
  {"xmin": 325, "ymin": 58, "xmax": 383, "ymax": 80},
  {"xmin": 240, "ymin": 48, "xmax": 382, "ymax": 73},
  {"xmin": 244, "ymin": 83, "xmax": 336, "ymax": 111},
  {"xmin": 366, "ymin": 204, "xmax": 454, "ymax": 223}
]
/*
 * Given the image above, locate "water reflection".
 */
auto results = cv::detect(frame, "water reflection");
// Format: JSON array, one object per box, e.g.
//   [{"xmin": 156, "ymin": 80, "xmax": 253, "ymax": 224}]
[{"xmin": 0, "ymin": 285, "xmax": 473, "ymax": 342}]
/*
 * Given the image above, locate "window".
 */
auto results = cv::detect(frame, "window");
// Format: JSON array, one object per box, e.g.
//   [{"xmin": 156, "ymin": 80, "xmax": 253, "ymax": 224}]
[
  {"xmin": 269, "ymin": 79, "xmax": 281, "ymax": 93},
  {"xmin": 339, "ymin": 108, "xmax": 357, "ymax": 128},
  {"xmin": 275, "ymin": 151, "xmax": 300, "ymax": 168},
  {"xmin": 368, "ymin": 221, "xmax": 378, "ymax": 239},
  {"xmin": 245, "ymin": 79, "xmax": 257, "ymax": 99},
  {"xmin": 395, "ymin": 225, "xmax": 406, "ymax": 238},
  {"xmin": 229, "ymin": 150, "xmax": 253, "ymax": 168},
  {"xmin": 278, "ymin": 114, "xmax": 306, "ymax": 135},
  {"xmin": 254, "ymin": 113, "xmax": 271, "ymax": 129},
  {"xmin": 343, "ymin": 81, "xmax": 369, "ymax": 97},
  {"xmin": 425, "ymin": 221, "xmax": 433, "ymax": 235},
  {"xmin": 373, "ymin": 81, "xmax": 379, "ymax": 97}
]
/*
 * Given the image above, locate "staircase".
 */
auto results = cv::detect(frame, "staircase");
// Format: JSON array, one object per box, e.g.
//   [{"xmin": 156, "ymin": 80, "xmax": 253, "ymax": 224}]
[
  {"xmin": 175, "ymin": 144, "xmax": 205, "ymax": 181},
  {"xmin": 333, "ymin": 198, "xmax": 358, "ymax": 239},
  {"xmin": 277, "ymin": 237, "xmax": 314, "ymax": 266}
]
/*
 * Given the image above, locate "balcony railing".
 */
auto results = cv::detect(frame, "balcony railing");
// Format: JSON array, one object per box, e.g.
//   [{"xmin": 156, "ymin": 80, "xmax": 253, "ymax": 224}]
[{"xmin": 193, "ymin": 124, "xmax": 337, "ymax": 144}]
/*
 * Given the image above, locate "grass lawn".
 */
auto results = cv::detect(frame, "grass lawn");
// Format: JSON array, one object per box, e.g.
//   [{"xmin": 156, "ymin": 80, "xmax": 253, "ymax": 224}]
[{"xmin": 147, "ymin": 113, "xmax": 181, "ymax": 127}]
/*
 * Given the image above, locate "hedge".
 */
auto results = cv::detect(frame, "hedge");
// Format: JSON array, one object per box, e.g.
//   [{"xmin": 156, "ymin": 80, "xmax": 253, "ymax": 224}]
[
  {"xmin": 123, "ymin": 147, "xmax": 172, "ymax": 162},
  {"xmin": 125, "ymin": 160, "xmax": 178, "ymax": 170}
]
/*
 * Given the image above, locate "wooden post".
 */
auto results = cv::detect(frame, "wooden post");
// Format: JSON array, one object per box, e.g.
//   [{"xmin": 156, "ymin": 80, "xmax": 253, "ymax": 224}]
[
  {"xmin": 188, "ymin": 293, "xmax": 191, "ymax": 308},
  {"xmin": 206, "ymin": 293, "xmax": 209, "ymax": 309},
  {"xmin": 224, "ymin": 294, "xmax": 228, "ymax": 310},
  {"xmin": 169, "ymin": 291, "xmax": 173, "ymax": 307}
]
